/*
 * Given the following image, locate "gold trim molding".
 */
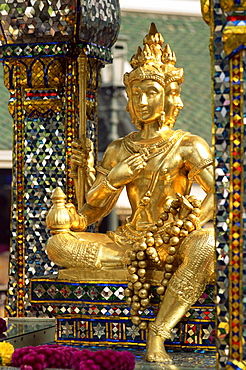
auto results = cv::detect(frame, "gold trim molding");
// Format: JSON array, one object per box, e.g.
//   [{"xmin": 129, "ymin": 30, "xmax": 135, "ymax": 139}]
[
  {"xmin": 223, "ymin": 25, "xmax": 246, "ymax": 55},
  {"xmin": 221, "ymin": 0, "xmax": 246, "ymax": 12},
  {"xmin": 226, "ymin": 359, "xmax": 246, "ymax": 370},
  {"xmin": 200, "ymin": 0, "xmax": 212, "ymax": 25}
]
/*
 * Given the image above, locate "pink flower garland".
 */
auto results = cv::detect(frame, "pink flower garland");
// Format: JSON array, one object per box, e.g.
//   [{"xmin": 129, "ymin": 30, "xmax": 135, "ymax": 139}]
[{"xmin": 11, "ymin": 344, "xmax": 135, "ymax": 370}]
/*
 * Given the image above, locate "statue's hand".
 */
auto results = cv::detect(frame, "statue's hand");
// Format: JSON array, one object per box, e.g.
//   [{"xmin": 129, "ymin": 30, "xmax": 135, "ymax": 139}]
[
  {"xmin": 70, "ymin": 139, "xmax": 93, "ymax": 178},
  {"xmin": 107, "ymin": 152, "xmax": 147, "ymax": 188},
  {"xmin": 65, "ymin": 203, "xmax": 87, "ymax": 231}
]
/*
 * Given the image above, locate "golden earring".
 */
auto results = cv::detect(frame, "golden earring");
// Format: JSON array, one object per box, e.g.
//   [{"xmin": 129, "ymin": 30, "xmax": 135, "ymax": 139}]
[{"xmin": 159, "ymin": 111, "xmax": 166, "ymax": 126}]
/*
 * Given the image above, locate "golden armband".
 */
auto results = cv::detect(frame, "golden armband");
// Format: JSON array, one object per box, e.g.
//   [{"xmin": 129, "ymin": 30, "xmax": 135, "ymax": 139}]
[
  {"xmin": 96, "ymin": 165, "xmax": 110, "ymax": 176},
  {"xmin": 103, "ymin": 176, "xmax": 120, "ymax": 192},
  {"xmin": 149, "ymin": 322, "xmax": 172, "ymax": 340},
  {"xmin": 86, "ymin": 175, "xmax": 122, "ymax": 208},
  {"xmin": 188, "ymin": 157, "xmax": 213, "ymax": 181},
  {"xmin": 97, "ymin": 165, "xmax": 120, "ymax": 191}
]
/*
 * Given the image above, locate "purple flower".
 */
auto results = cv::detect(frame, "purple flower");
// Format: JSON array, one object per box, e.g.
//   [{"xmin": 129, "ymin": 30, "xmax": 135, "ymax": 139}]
[
  {"xmin": 12, "ymin": 344, "xmax": 135, "ymax": 370},
  {"xmin": 0, "ymin": 318, "xmax": 7, "ymax": 334}
]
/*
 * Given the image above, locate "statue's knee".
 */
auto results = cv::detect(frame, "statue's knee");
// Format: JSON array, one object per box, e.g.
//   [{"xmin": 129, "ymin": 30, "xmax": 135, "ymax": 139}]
[
  {"xmin": 46, "ymin": 232, "xmax": 103, "ymax": 270},
  {"xmin": 180, "ymin": 228, "xmax": 215, "ymax": 270},
  {"xmin": 46, "ymin": 234, "xmax": 64, "ymax": 266}
]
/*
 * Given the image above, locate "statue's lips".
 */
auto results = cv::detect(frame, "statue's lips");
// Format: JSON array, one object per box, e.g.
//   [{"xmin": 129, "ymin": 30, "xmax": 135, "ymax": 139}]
[
  {"xmin": 173, "ymin": 108, "xmax": 180, "ymax": 117},
  {"xmin": 137, "ymin": 109, "xmax": 149, "ymax": 116}
]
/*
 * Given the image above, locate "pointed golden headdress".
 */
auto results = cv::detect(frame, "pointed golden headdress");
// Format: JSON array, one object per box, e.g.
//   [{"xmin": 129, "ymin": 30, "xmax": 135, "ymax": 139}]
[{"xmin": 124, "ymin": 23, "xmax": 184, "ymax": 88}]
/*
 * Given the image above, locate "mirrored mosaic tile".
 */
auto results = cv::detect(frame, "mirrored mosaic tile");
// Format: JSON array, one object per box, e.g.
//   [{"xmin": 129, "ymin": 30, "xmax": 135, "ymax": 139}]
[
  {"xmin": 212, "ymin": 1, "xmax": 232, "ymax": 367},
  {"xmin": 0, "ymin": 0, "xmax": 77, "ymax": 43},
  {"xmin": 79, "ymin": 0, "xmax": 120, "ymax": 48},
  {"xmin": 30, "ymin": 279, "xmax": 215, "ymax": 307},
  {"xmin": 211, "ymin": 0, "xmax": 246, "ymax": 366},
  {"xmin": 56, "ymin": 317, "xmax": 215, "ymax": 349},
  {"xmin": 0, "ymin": 42, "xmax": 113, "ymax": 63},
  {"xmin": 242, "ymin": 51, "xmax": 246, "ymax": 359}
]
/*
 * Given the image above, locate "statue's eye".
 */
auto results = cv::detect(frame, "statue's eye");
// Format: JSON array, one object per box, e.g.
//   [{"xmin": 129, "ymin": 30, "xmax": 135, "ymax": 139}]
[
  {"xmin": 147, "ymin": 90, "xmax": 157, "ymax": 96},
  {"xmin": 170, "ymin": 90, "xmax": 179, "ymax": 96}
]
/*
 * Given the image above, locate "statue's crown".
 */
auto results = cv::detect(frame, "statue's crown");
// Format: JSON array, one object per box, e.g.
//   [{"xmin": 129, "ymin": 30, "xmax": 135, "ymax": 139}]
[{"xmin": 124, "ymin": 23, "xmax": 184, "ymax": 88}]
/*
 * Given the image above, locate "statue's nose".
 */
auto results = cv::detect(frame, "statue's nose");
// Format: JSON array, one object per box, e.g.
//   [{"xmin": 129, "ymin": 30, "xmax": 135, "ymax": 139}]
[
  {"xmin": 139, "ymin": 93, "xmax": 148, "ymax": 106},
  {"xmin": 176, "ymin": 97, "xmax": 183, "ymax": 109}
]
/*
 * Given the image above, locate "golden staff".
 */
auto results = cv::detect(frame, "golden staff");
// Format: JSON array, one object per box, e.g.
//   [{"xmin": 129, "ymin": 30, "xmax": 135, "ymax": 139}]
[{"xmin": 77, "ymin": 52, "xmax": 87, "ymax": 209}]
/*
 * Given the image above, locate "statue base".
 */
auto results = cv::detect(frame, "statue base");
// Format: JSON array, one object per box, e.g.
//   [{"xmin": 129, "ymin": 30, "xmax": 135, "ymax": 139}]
[{"xmin": 30, "ymin": 269, "xmax": 215, "ymax": 349}]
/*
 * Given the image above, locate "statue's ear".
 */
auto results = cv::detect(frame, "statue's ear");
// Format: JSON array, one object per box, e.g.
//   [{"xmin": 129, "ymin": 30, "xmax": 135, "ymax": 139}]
[{"xmin": 123, "ymin": 72, "xmax": 129, "ymax": 88}]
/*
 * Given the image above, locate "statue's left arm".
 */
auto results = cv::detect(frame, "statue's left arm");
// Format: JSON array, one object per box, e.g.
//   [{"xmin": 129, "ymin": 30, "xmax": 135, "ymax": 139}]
[
  {"xmin": 69, "ymin": 139, "xmax": 147, "ymax": 230},
  {"xmin": 183, "ymin": 135, "xmax": 214, "ymax": 226}
]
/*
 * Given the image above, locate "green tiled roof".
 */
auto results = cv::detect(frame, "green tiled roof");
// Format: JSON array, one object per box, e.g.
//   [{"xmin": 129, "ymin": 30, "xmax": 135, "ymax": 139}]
[
  {"xmin": 0, "ymin": 64, "xmax": 12, "ymax": 150},
  {"xmin": 0, "ymin": 12, "xmax": 212, "ymax": 150},
  {"xmin": 120, "ymin": 12, "xmax": 212, "ymax": 145}
]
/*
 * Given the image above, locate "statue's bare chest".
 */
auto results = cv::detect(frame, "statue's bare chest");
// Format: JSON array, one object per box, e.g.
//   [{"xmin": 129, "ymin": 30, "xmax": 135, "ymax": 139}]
[{"xmin": 121, "ymin": 130, "xmax": 186, "ymax": 178}]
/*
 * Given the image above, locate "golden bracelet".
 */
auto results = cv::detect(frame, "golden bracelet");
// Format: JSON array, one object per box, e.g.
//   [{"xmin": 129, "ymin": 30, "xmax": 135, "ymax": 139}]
[
  {"xmin": 103, "ymin": 176, "xmax": 120, "ymax": 192},
  {"xmin": 96, "ymin": 165, "xmax": 110, "ymax": 176}
]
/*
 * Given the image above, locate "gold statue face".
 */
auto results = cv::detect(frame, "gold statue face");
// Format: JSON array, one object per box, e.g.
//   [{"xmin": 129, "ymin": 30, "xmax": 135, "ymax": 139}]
[
  {"xmin": 127, "ymin": 79, "xmax": 183, "ymax": 129},
  {"xmin": 164, "ymin": 82, "xmax": 184, "ymax": 128},
  {"xmin": 131, "ymin": 79, "xmax": 165, "ymax": 125},
  {"xmin": 124, "ymin": 23, "xmax": 184, "ymax": 129}
]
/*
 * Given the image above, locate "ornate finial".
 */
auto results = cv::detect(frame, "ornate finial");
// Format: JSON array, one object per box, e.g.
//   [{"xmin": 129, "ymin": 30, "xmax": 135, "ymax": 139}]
[
  {"xmin": 46, "ymin": 187, "xmax": 71, "ymax": 234},
  {"xmin": 124, "ymin": 23, "xmax": 184, "ymax": 89},
  {"xmin": 143, "ymin": 23, "xmax": 164, "ymax": 45},
  {"xmin": 162, "ymin": 44, "xmax": 176, "ymax": 66}
]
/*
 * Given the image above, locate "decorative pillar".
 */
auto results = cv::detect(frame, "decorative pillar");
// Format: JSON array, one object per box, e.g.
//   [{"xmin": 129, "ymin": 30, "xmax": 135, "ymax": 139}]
[
  {"xmin": 0, "ymin": 0, "xmax": 120, "ymax": 317},
  {"xmin": 201, "ymin": 1, "xmax": 246, "ymax": 368}
]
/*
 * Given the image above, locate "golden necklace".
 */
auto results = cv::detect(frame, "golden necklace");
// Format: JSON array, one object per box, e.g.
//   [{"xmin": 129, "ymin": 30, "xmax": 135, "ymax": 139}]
[{"xmin": 122, "ymin": 129, "xmax": 185, "ymax": 161}]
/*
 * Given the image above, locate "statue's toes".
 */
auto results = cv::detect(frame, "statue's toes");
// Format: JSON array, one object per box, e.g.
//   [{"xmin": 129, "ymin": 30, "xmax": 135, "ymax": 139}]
[
  {"xmin": 146, "ymin": 351, "xmax": 172, "ymax": 363},
  {"xmin": 145, "ymin": 353, "xmax": 155, "ymax": 362}
]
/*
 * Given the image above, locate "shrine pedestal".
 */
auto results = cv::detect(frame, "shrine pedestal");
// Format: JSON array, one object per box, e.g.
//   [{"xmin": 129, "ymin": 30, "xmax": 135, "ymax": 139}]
[{"xmin": 30, "ymin": 270, "xmax": 215, "ymax": 349}]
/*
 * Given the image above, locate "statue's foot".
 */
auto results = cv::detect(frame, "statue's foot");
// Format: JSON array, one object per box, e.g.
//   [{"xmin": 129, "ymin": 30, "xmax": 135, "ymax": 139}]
[{"xmin": 145, "ymin": 329, "xmax": 172, "ymax": 363}]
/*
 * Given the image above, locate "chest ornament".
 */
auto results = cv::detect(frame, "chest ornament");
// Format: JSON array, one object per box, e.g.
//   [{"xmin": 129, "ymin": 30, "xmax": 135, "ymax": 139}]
[{"xmin": 122, "ymin": 130, "xmax": 185, "ymax": 161}]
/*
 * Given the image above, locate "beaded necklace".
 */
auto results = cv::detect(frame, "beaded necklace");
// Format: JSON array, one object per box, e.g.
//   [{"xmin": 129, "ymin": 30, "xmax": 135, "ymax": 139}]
[{"xmin": 122, "ymin": 129, "xmax": 184, "ymax": 161}]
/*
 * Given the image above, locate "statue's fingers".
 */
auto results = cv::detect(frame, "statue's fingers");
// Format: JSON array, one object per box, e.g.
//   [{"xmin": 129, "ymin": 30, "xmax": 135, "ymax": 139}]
[
  {"xmin": 71, "ymin": 152, "xmax": 83, "ymax": 159},
  {"xmin": 71, "ymin": 139, "xmax": 83, "ymax": 148},
  {"xmin": 71, "ymin": 157, "xmax": 85, "ymax": 166},
  {"xmin": 129, "ymin": 152, "xmax": 148, "ymax": 163},
  {"xmin": 70, "ymin": 157, "xmax": 79, "ymax": 165},
  {"xmin": 131, "ymin": 161, "xmax": 147, "ymax": 172},
  {"xmin": 129, "ymin": 156, "xmax": 147, "ymax": 166},
  {"xmin": 71, "ymin": 147, "xmax": 85, "ymax": 156},
  {"xmin": 131, "ymin": 161, "xmax": 146, "ymax": 169},
  {"xmin": 126, "ymin": 154, "xmax": 144, "ymax": 166},
  {"xmin": 71, "ymin": 152, "xmax": 87, "ymax": 162},
  {"xmin": 71, "ymin": 161, "xmax": 85, "ymax": 169},
  {"xmin": 125, "ymin": 153, "xmax": 142, "ymax": 163},
  {"xmin": 65, "ymin": 203, "xmax": 76, "ymax": 211}
]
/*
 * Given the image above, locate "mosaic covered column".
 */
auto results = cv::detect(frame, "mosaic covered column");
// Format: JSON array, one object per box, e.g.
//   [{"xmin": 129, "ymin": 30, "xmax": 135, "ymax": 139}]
[
  {"xmin": 201, "ymin": 0, "xmax": 246, "ymax": 368},
  {"xmin": 0, "ymin": 0, "xmax": 120, "ymax": 317}
]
